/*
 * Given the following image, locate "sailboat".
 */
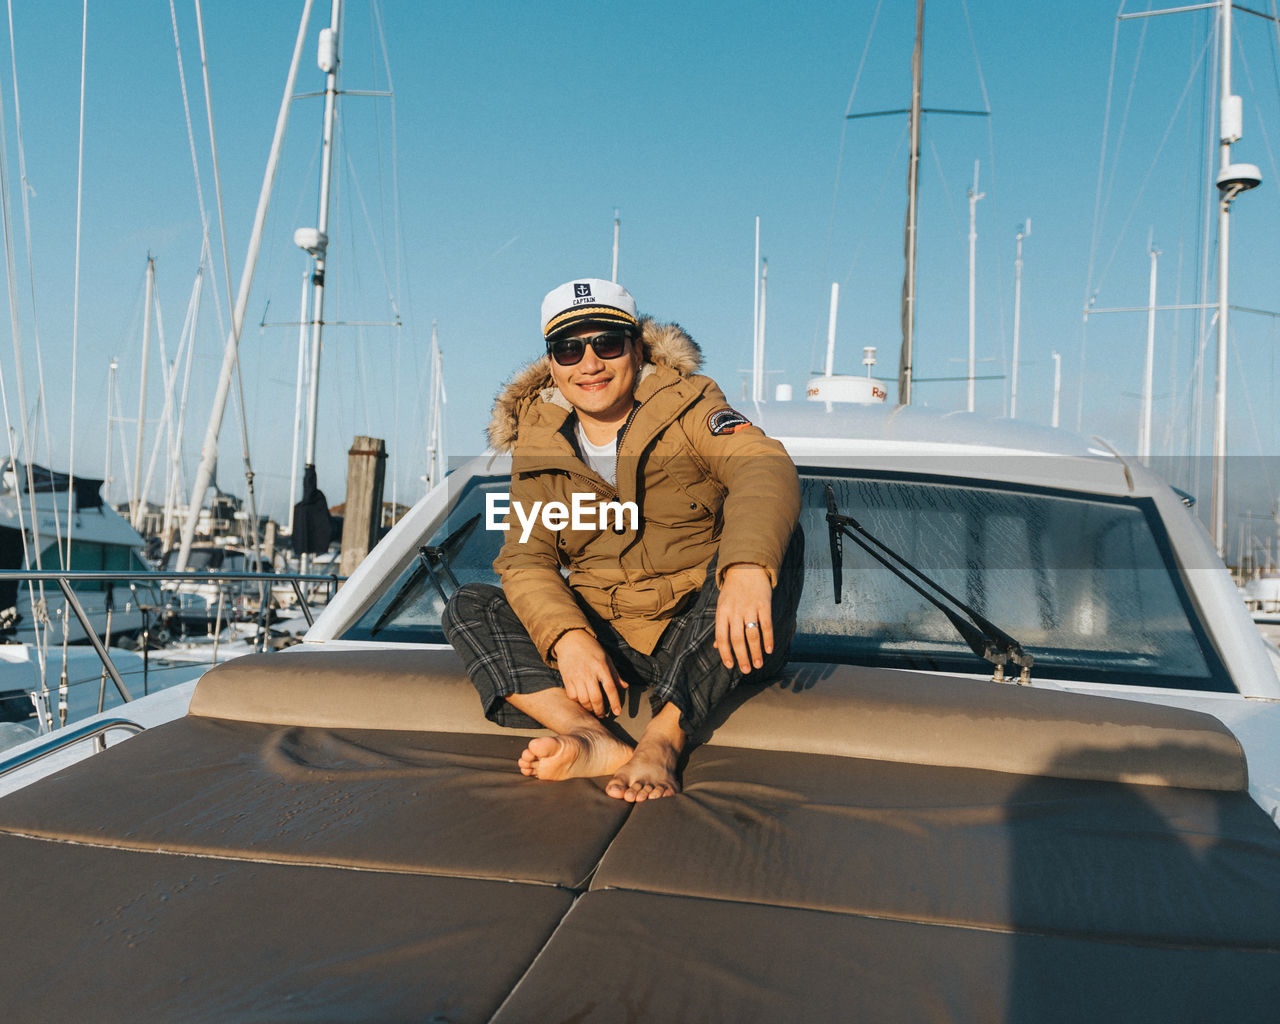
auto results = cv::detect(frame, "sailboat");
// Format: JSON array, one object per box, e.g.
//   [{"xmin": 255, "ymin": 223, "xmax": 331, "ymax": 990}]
[
  {"xmin": 0, "ymin": 4, "xmax": 1278, "ymax": 1019},
  {"xmin": 1081, "ymin": 1, "xmax": 1268, "ymax": 563},
  {"xmin": 0, "ymin": 460, "xmax": 158, "ymax": 650},
  {"xmin": 826, "ymin": 0, "xmax": 988, "ymax": 410}
]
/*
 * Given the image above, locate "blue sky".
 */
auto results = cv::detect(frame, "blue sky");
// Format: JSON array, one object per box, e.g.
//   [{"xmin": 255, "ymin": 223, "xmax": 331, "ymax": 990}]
[{"xmin": 1, "ymin": 1, "xmax": 1279, "ymax": 548}]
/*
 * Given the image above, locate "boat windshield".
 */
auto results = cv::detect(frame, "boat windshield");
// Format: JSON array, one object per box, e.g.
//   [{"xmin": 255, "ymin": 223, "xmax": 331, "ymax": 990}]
[{"xmin": 341, "ymin": 470, "xmax": 1233, "ymax": 693}]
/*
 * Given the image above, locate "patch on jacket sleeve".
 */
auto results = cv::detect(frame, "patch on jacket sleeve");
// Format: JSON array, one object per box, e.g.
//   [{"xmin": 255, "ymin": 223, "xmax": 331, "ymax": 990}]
[{"xmin": 707, "ymin": 407, "xmax": 752, "ymax": 436}]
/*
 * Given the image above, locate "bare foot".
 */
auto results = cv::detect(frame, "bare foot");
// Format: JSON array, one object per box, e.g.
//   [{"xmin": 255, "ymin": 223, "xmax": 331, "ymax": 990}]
[
  {"xmin": 518, "ymin": 730, "xmax": 632, "ymax": 782},
  {"xmin": 605, "ymin": 736, "xmax": 682, "ymax": 802}
]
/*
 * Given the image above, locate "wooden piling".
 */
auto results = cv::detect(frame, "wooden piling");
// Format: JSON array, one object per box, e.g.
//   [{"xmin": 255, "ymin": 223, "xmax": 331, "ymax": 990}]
[{"xmin": 340, "ymin": 436, "xmax": 387, "ymax": 578}]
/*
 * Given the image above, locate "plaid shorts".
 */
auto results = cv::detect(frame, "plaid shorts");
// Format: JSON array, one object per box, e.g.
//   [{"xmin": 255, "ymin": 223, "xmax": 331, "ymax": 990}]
[{"xmin": 441, "ymin": 528, "xmax": 804, "ymax": 734}]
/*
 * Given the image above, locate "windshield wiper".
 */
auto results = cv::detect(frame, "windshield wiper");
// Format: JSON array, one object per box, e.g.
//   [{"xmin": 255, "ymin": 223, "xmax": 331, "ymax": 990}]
[
  {"xmin": 368, "ymin": 513, "xmax": 481, "ymax": 636},
  {"xmin": 825, "ymin": 484, "xmax": 1034, "ymax": 684},
  {"xmin": 420, "ymin": 512, "xmax": 481, "ymax": 600}
]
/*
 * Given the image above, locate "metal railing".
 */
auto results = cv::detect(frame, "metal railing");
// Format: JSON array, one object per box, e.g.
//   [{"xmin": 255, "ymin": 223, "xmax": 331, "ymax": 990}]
[
  {"xmin": 0, "ymin": 717, "xmax": 145, "ymax": 779},
  {"xmin": 0, "ymin": 567, "xmax": 342, "ymax": 705}
]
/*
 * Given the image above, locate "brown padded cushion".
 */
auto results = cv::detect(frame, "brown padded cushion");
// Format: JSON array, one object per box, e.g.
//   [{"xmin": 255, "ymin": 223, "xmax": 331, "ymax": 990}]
[
  {"xmin": 591, "ymin": 744, "xmax": 1280, "ymax": 948},
  {"xmin": 188, "ymin": 647, "xmax": 545, "ymax": 735},
  {"xmin": 0, "ymin": 716, "xmax": 628, "ymax": 889},
  {"xmin": 0, "ymin": 832, "xmax": 574, "ymax": 1024},
  {"xmin": 490, "ymin": 889, "xmax": 1280, "ymax": 1024},
  {"xmin": 189, "ymin": 648, "xmax": 1248, "ymax": 790}
]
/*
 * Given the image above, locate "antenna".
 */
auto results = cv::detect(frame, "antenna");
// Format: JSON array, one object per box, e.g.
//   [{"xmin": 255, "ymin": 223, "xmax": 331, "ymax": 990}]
[
  {"xmin": 611, "ymin": 208, "xmax": 620, "ymax": 282},
  {"xmin": 1010, "ymin": 218, "xmax": 1029, "ymax": 418},
  {"xmin": 966, "ymin": 162, "xmax": 985, "ymax": 412}
]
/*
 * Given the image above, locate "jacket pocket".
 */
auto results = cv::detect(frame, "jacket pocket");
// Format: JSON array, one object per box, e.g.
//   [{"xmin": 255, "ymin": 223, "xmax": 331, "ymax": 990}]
[{"xmin": 647, "ymin": 444, "xmax": 725, "ymax": 525}]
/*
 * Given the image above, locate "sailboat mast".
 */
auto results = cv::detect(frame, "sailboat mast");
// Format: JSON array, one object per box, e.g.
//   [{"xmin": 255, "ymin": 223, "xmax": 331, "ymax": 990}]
[
  {"xmin": 302, "ymin": 0, "xmax": 343, "ymax": 481},
  {"xmin": 752, "ymin": 217, "xmax": 760, "ymax": 401},
  {"xmin": 1141, "ymin": 244, "xmax": 1159, "ymax": 464},
  {"xmin": 287, "ymin": 269, "xmax": 309, "ymax": 538},
  {"xmin": 825, "ymin": 282, "xmax": 839, "ymax": 377},
  {"xmin": 104, "ymin": 358, "xmax": 117, "ymax": 507},
  {"xmin": 898, "ymin": 0, "xmax": 923, "ymax": 406},
  {"xmin": 1011, "ymin": 219, "xmax": 1029, "ymax": 418},
  {"xmin": 756, "ymin": 258, "xmax": 768, "ymax": 402},
  {"xmin": 1211, "ymin": 0, "xmax": 1233, "ymax": 556},
  {"xmin": 1208, "ymin": 0, "xmax": 1261, "ymax": 557},
  {"xmin": 174, "ymin": 0, "xmax": 316, "ymax": 572},
  {"xmin": 163, "ymin": 262, "xmax": 206, "ymax": 558},
  {"xmin": 426, "ymin": 320, "xmax": 443, "ymax": 491},
  {"xmin": 1051, "ymin": 351, "xmax": 1061, "ymax": 428},
  {"xmin": 611, "ymin": 208, "xmax": 620, "ymax": 283},
  {"xmin": 966, "ymin": 161, "xmax": 983, "ymax": 413},
  {"xmin": 131, "ymin": 255, "xmax": 156, "ymax": 530}
]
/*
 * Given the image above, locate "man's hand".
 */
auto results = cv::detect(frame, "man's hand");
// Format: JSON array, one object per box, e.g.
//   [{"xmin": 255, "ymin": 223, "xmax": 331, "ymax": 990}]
[
  {"xmin": 714, "ymin": 563, "xmax": 775, "ymax": 673},
  {"xmin": 551, "ymin": 629, "xmax": 628, "ymax": 717}
]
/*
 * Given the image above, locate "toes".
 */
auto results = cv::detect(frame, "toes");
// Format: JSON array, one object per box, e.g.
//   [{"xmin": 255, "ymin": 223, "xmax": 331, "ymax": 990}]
[
  {"xmin": 518, "ymin": 746, "xmax": 550, "ymax": 779},
  {"xmin": 606, "ymin": 777, "xmax": 678, "ymax": 802}
]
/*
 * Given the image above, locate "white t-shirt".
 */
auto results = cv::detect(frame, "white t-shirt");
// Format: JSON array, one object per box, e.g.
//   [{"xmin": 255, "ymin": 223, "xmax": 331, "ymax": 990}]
[{"xmin": 575, "ymin": 418, "xmax": 618, "ymax": 487}]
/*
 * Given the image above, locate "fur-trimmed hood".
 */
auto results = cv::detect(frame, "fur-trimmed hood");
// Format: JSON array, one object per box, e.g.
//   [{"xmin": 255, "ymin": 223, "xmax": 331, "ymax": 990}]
[{"xmin": 487, "ymin": 317, "xmax": 703, "ymax": 453}]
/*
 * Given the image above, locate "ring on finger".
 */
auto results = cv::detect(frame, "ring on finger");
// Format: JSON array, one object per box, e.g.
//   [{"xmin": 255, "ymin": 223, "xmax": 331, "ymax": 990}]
[{"xmin": 745, "ymin": 622, "xmax": 758, "ymax": 630}]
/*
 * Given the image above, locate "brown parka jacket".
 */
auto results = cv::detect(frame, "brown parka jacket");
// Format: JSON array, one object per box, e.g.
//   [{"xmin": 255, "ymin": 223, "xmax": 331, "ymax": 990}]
[{"xmin": 488, "ymin": 318, "xmax": 801, "ymax": 664}]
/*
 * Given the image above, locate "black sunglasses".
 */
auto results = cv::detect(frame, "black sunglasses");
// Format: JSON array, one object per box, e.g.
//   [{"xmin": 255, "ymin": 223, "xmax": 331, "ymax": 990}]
[{"xmin": 547, "ymin": 330, "xmax": 632, "ymax": 367}]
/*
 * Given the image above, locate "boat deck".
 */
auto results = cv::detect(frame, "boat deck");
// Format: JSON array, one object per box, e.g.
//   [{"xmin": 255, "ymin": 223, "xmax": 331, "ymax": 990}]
[{"xmin": 0, "ymin": 649, "xmax": 1278, "ymax": 1020}]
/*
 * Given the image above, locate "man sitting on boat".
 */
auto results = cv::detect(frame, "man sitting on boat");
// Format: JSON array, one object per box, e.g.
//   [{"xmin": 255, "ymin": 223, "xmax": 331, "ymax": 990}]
[{"xmin": 443, "ymin": 278, "xmax": 802, "ymax": 801}]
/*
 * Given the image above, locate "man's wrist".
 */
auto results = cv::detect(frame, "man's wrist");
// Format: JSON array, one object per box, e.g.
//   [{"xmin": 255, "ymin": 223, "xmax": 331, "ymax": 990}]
[
  {"xmin": 718, "ymin": 561, "xmax": 774, "ymax": 590},
  {"xmin": 550, "ymin": 628, "xmax": 592, "ymax": 658}
]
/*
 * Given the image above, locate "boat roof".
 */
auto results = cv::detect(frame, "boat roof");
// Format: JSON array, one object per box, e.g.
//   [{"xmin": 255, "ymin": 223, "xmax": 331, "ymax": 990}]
[
  {"xmin": 739, "ymin": 402, "xmax": 1145, "ymax": 499},
  {"xmin": 458, "ymin": 401, "xmax": 1142, "ymax": 500},
  {"xmin": 753, "ymin": 400, "xmax": 1101, "ymax": 456},
  {"xmin": 0, "ymin": 649, "xmax": 1276, "ymax": 1019}
]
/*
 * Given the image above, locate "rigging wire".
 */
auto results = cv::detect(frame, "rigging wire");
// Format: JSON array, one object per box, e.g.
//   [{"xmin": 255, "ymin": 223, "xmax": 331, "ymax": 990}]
[
  {"xmin": 191, "ymin": 0, "xmax": 262, "ymax": 568},
  {"xmin": 1082, "ymin": 5, "xmax": 1215, "ymax": 442},
  {"xmin": 958, "ymin": 0, "xmax": 1008, "ymax": 411},
  {"xmin": 366, "ymin": 0, "xmax": 395, "ymax": 509},
  {"xmin": 189, "ymin": 1, "xmax": 234, "ymax": 351},
  {"xmin": 815, "ymin": 1, "xmax": 998, "ymax": 398},
  {"xmin": 173, "ymin": 7, "xmax": 234, "ymax": 354},
  {"xmin": 340, "ymin": 146, "xmax": 401, "ymax": 317},
  {"xmin": 1169, "ymin": 10, "xmax": 1215, "ymax": 491},
  {"xmin": 64, "ymin": 0, "xmax": 90, "ymax": 575},
  {"xmin": 162, "ymin": 259, "xmax": 206, "ymax": 553},
  {"xmin": 139, "ymin": 276, "xmax": 181, "ymax": 512},
  {"xmin": 1097, "ymin": 9, "xmax": 1153, "ymax": 277},
  {"xmin": 927, "ymin": 138, "xmax": 964, "ymax": 237},
  {"xmin": 369, "ymin": 0, "xmax": 409, "ymax": 509},
  {"xmin": 170, "ymin": 257, "xmax": 206, "ymax": 534},
  {"xmin": 0, "ymin": 339, "xmax": 35, "ymax": 652},
  {"xmin": 1272, "ymin": 0, "xmax": 1280, "ymax": 125},
  {"xmin": 810, "ymin": 118, "xmax": 909, "ymax": 377},
  {"xmin": 835, "ymin": 122, "xmax": 911, "ymax": 290},
  {"xmin": 1097, "ymin": 40, "xmax": 1212, "ymax": 301},
  {"xmin": 822, "ymin": 0, "xmax": 886, "ymax": 281},
  {"xmin": 1229, "ymin": 321, "xmax": 1276, "ymax": 503},
  {"xmin": 1192, "ymin": 12, "xmax": 1221, "ymax": 501},
  {"xmin": 1079, "ymin": 6, "xmax": 1127, "ymax": 430},
  {"xmin": 4, "ymin": 0, "xmax": 64, "ymax": 567},
  {"xmin": 1233, "ymin": 22, "xmax": 1280, "ymax": 198},
  {"xmin": 329, "ymin": 120, "xmax": 350, "ymax": 452},
  {"xmin": 0, "ymin": 5, "xmax": 50, "ymax": 657},
  {"xmin": 1162, "ymin": 23, "xmax": 1207, "ymax": 472},
  {"xmin": 336, "ymin": 137, "xmax": 375, "ymax": 437},
  {"xmin": 814, "ymin": 0, "xmax": 885, "ymax": 371}
]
